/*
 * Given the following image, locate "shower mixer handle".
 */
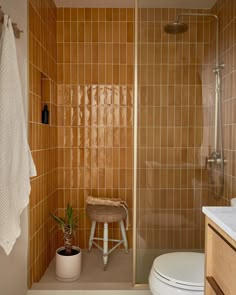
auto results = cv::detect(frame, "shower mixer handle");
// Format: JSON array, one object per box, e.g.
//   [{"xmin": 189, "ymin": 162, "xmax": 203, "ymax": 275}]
[
  {"xmin": 205, "ymin": 156, "xmax": 215, "ymax": 169},
  {"xmin": 205, "ymin": 152, "xmax": 226, "ymax": 169}
]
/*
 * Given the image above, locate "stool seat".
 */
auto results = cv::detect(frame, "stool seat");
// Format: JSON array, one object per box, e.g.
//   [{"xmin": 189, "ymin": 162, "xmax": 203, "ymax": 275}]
[{"xmin": 86, "ymin": 204, "xmax": 127, "ymax": 223}]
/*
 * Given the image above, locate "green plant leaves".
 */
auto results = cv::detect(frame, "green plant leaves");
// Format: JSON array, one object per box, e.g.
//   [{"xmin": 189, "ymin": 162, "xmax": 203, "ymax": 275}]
[{"xmin": 50, "ymin": 204, "xmax": 80, "ymax": 236}]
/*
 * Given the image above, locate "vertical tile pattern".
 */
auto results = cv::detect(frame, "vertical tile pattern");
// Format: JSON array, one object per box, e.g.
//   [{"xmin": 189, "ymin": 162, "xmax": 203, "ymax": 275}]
[
  {"xmin": 28, "ymin": 0, "xmax": 58, "ymax": 286},
  {"xmin": 137, "ymin": 8, "xmax": 213, "ymax": 252},
  {"xmin": 56, "ymin": 8, "xmax": 134, "ymax": 249},
  {"xmin": 27, "ymin": 0, "xmax": 236, "ymax": 286},
  {"xmin": 209, "ymin": 0, "xmax": 236, "ymax": 202}
]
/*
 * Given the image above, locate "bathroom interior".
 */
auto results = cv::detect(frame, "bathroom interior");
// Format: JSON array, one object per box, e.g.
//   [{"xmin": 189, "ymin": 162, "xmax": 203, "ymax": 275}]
[{"xmin": 0, "ymin": 0, "xmax": 236, "ymax": 294}]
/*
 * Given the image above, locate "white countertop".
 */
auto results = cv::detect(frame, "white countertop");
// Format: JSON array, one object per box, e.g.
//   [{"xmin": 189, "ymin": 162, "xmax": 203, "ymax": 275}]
[{"xmin": 202, "ymin": 207, "xmax": 236, "ymax": 241}]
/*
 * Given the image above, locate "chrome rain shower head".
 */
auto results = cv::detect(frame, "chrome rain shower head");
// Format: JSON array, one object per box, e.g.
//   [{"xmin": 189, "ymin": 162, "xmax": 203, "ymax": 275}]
[{"xmin": 164, "ymin": 21, "xmax": 188, "ymax": 34}]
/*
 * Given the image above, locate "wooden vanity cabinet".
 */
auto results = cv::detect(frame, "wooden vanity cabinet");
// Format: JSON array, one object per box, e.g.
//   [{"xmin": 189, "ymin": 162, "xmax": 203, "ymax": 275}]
[{"xmin": 205, "ymin": 217, "xmax": 236, "ymax": 295}]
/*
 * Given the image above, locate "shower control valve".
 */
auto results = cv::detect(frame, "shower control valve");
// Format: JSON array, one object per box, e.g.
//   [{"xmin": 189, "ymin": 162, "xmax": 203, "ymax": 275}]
[
  {"xmin": 205, "ymin": 152, "xmax": 226, "ymax": 169},
  {"xmin": 205, "ymin": 157, "xmax": 215, "ymax": 169}
]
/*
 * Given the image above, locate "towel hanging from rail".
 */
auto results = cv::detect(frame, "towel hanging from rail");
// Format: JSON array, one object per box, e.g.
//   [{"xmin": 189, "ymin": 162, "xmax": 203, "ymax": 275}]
[
  {"xmin": 0, "ymin": 6, "xmax": 23, "ymax": 39},
  {"xmin": 0, "ymin": 14, "xmax": 36, "ymax": 255}
]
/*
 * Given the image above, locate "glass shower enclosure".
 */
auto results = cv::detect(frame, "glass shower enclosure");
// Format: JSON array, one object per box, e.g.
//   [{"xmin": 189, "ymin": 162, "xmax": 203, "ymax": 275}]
[{"xmin": 133, "ymin": 0, "xmax": 222, "ymax": 284}]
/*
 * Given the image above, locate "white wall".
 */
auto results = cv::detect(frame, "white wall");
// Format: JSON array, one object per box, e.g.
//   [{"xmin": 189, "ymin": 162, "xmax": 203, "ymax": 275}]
[{"xmin": 0, "ymin": 1, "xmax": 28, "ymax": 295}]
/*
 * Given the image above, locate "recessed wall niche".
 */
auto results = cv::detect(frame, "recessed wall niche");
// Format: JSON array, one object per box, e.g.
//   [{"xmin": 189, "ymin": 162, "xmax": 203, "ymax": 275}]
[{"xmin": 41, "ymin": 73, "xmax": 51, "ymax": 124}]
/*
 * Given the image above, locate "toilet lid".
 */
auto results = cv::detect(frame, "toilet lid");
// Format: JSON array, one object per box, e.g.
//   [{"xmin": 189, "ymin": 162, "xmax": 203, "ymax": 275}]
[{"xmin": 153, "ymin": 252, "xmax": 204, "ymax": 287}]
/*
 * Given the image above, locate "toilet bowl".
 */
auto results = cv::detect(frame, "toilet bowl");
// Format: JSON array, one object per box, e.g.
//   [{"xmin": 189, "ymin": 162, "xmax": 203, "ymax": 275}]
[
  {"xmin": 149, "ymin": 199, "xmax": 236, "ymax": 294},
  {"xmin": 149, "ymin": 252, "xmax": 204, "ymax": 295}
]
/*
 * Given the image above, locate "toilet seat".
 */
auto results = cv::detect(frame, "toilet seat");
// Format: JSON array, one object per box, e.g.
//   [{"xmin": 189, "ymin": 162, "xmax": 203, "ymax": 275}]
[{"xmin": 152, "ymin": 252, "xmax": 204, "ymax": 291}]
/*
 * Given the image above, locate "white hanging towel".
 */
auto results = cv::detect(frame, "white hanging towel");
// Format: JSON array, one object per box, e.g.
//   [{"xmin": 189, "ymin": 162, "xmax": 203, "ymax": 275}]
[{"xmin": 0, "ymin": 16, "xmax": 36, "ymax": 255}]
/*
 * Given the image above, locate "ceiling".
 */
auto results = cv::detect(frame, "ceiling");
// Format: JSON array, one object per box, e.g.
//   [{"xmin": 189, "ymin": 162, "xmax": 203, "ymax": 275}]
[
  {"xmin": 55, "ymin": 0, "xmax": 134, "ymax": 7},
  {"xmin": 54, "ymin": 0, "xmax": 217, "ymax": 9}
]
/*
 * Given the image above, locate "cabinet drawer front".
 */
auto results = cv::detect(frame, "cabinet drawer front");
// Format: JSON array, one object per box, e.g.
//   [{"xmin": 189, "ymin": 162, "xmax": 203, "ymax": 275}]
[{"xmin": 207, "ymin": 225, "xmax": 236, "ymax": 295}]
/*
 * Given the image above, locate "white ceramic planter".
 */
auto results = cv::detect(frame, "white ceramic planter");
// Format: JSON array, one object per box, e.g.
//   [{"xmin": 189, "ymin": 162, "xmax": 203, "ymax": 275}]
[{"xmin": 56, "ymin": 246, "xmax": 82, "ymax": 282}]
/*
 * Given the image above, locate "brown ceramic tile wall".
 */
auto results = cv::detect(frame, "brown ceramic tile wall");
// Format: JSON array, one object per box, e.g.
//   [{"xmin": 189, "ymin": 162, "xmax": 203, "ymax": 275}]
[
  {"xmin": 209, "ymin": 0, "xmax": 236, "ymax": 202},
  {"xmin": 28, "ymin": 1, "xmax": 236, "ymax": 285},
  {"xmin": 136, "ymin": 8, "xmax": 213, "ymax": 251},
  {"xmin": 28, "ymin": 0, "xmax": 58, "ymax": 286},
  {"xmin": 56, "ymin": 8, "xmax": 134, "ymax": 249}
]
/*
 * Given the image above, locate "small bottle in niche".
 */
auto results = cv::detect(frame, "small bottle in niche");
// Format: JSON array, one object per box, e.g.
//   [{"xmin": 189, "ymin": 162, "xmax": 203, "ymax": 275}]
[{"xmin": 42, "ymin": 105, "xmax": 49, "ymax": 124}]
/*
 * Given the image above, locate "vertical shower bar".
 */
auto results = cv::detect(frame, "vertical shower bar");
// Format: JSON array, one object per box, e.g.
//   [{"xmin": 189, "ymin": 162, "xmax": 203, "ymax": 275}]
[
  {"xmin": 214, "ymin": 69, "xmax": 219, "ymax": 152},
  {"xmin": 178, "ymin": 13, "xmax": 219, "ymax": 152},
  {"xmin": 214, "ymin": 17, "xmax": 219, "ymax": 152},
  {"xmin": 133, "ymin": 0, "xmax": 138, "ymax": 286}
]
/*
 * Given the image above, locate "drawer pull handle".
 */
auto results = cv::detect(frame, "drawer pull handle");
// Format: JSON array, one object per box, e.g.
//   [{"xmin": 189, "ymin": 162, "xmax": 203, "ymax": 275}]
[
  {"xmin": 207, "ymin": 277, "xmax": 224, "ymax": 295},
  {"xmin": 208, "ymin": 224, "xmax": 236, "ymax": 252}
]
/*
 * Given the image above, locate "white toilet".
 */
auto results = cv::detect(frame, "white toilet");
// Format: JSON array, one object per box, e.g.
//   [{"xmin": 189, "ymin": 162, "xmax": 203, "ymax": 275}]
[
  {"xmin": 149, "ymin": 252, "xmax": 204, "ymax": 295},
  {"xmin": 149, "ymin": 198, "xmax": 236, "ymax": 294}
]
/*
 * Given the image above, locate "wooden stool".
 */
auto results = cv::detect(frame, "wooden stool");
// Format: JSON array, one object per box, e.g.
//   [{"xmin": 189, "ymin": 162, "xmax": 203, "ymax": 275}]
[{"xmin": 86, "ymin": 204, "xmax": 128, "ymax": 270}]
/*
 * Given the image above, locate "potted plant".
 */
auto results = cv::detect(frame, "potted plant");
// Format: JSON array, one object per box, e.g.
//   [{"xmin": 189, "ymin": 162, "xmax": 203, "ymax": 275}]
[{"xmin": 51, "ymin": 204, "xmax": 81, "ymax": 282}]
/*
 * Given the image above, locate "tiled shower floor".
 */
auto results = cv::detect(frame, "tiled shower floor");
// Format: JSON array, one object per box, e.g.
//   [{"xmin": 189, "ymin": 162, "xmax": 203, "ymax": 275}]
[{"xmin": 31, "ymin": 249, "xmax": 134, "ymax": 290}]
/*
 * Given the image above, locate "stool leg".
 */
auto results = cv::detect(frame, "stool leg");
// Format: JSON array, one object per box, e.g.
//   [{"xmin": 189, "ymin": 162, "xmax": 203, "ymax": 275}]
[
  {"xmin": 89, "ymin": 221, "xmax": 96, "ymax": 251},
  {"xmin": 119, "ymin": 220, "xmax": 128, "ymax": 253},
  {"xmin": 103, "ymin": 222, "xmax": 108, "ymax": 270}
]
